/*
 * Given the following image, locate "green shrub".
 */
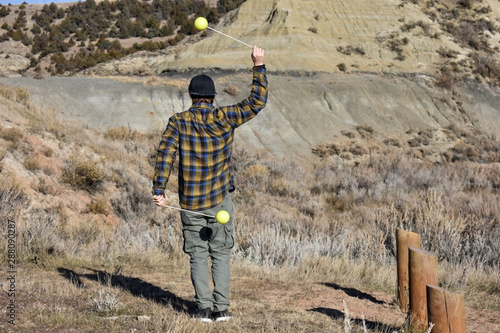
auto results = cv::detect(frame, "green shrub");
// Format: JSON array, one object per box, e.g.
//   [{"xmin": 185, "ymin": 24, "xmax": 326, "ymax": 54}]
[
  {"xmin": 30, "ymin": 23, "xmax": 41, "ymax": 35},
  {"xmin": 21, "ymin": 33, "xmax": 32, "ymax": 46},
  {"xmin": 62, "ymin": 157, "xmax": 105, "ymax": 190},
  {"xmin": 457, "ymin": 0, "xmax": 472, "ymax": 9},
  {"xmin": 402, "ymin": 20, "xmax": 431, "ymax": 36},
  {"xmin": 11, "ymin": 29, "xmax": 24, "ymax": 41},
  {"xmin": 0, "ymin": 6, "xmax": 10, "ymax": 18}
]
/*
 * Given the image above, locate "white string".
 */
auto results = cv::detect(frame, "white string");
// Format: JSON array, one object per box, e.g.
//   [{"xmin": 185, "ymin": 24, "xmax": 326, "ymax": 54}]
[
  {"xmin": 161, "ymin": 204, "xmax": 215, "ymax": 218},
  {"xmin": 207, "ymin": 27, "xmax": 253, "ymax": 48}
]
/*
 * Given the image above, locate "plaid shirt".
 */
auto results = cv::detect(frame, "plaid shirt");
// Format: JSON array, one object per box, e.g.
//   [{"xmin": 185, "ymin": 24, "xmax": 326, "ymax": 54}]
[{"xmin": 152, "ymin": 65, "xmax": 268, "ymax": 210}]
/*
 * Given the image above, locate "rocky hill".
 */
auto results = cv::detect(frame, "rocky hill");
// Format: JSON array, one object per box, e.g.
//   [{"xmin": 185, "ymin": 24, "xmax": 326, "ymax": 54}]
[
  {"xmin": 1, "ymin": 0, "xmax": 500, "ymax": 162},
  {"xmin": 102, "ymin": 0, "xmax": 500, "ymax": 81},
  {"xmin": 2, "ymin": 0, "xmax": 500, "ymax": 79}
]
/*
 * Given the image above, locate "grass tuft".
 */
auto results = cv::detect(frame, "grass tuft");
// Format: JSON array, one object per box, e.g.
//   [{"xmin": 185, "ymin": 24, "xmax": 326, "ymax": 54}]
[{"xmin": 62, "ymin": 157, "xmax": 105, "ymax": 191}]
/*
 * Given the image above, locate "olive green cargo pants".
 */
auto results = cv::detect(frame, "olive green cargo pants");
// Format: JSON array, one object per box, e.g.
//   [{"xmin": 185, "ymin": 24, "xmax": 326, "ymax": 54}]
[{"xmin": 180, "ymin": 195, "xmax": 234, "ymax": 312}]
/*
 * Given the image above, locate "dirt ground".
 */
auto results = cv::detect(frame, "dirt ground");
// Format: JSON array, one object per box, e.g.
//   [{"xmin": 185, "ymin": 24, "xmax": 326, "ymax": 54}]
[{"xmin": 0, "ymin": 262, "xmax": 498, "ymax": 332}]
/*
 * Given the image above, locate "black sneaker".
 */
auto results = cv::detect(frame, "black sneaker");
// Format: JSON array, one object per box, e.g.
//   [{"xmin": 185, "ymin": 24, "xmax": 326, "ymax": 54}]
[
  {"xmin": 191, "ymin": 307, "xmax": 212, "ymax": 323},
  {"xmin": 213, "ymin": 309, "xmax": 232, "ymax": 322}
]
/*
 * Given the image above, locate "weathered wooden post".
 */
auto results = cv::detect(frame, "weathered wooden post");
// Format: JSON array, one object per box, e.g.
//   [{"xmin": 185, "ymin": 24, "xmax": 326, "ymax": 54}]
[
  {"xmin": 427, "ymin": 285, "xmax": 466, "ymax": 333},
  {"xmin": 409, "ymin": 247, "xmax": 438, "ymax": 331},
  {"xmin": 396, "ymin": 229, "xmax": 421, "ymax": 312}
]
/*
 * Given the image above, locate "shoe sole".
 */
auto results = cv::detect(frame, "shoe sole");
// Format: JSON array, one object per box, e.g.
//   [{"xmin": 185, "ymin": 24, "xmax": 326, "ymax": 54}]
[
  {"xmin": 215, "ymin": 316, "xmax": 232, "ymax": 322},
  {"xmin": 191, "ymin": 318, "xmax": 212, "ymax": 323}
]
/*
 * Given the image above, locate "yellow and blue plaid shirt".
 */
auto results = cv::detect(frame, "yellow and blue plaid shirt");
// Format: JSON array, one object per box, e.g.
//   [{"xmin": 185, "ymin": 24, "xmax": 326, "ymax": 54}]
[{"xmin": 153, "ymin": 65, "xmax": 268, "ymax": 210}]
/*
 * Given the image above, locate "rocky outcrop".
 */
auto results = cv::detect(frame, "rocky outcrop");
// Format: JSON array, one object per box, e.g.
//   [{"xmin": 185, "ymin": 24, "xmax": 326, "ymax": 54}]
[
  {"xmin": 156, "ymin": 0, "xmax": 499, "ymax": 74},
  {"xmin": 0, "ymin": 53, "xmax": 30, "ymax": 77}
]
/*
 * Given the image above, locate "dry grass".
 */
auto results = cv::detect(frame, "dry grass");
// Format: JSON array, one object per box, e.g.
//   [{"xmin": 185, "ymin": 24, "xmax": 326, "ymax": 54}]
[
  {"xmin": 0, "ymin": 85, "xmax": 498, "ymax": 331},
  {"xmin": 23, "ymin": 154, "xmax": 42, "ymax": 171},
  {"xmin": 94, "ymin": 75, "xmax": 189, "ymax": 89},
  {"xmin": 223, "ymin": 84, "xmax": 240, "ymax": 96},
  {"xmin": 0, "ymin": 171, "xmax": 25, "ymax": 220},
  {"xmin": 0, "ymin": 85, "xmax": 30, "ymax": 104}
]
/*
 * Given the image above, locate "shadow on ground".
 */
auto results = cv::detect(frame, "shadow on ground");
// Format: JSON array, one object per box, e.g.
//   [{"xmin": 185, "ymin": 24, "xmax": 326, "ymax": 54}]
[
  {"xmin": 57, "ymin": 267, "xmax": 195, "ymax": 313},
  {"xmin": 309, "ymin": 307, "xmax": 398, "ymax": 331},
  {"xmin": 320, "ymin": 282, "xmax": 386, "ymax": 305}
]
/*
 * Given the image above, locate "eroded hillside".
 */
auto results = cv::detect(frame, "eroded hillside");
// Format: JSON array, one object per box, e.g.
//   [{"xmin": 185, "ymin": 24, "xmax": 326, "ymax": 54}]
[
  {"xmin": 1, "ymin": 0, "xmax": 500, "ymax": 162},
  {"xmin": 2, "ymin": 69, "xmax": 499, "ymax": 163}
]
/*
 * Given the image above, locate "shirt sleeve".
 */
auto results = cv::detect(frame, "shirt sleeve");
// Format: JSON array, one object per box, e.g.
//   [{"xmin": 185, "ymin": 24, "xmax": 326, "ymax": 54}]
[
  {"xmin": 152, "ymin": 116, "xmax": 179, "ymax": 195},
  {"xmin": 221, "ymin": 65, "xmax": 268, "ymax": 128}
]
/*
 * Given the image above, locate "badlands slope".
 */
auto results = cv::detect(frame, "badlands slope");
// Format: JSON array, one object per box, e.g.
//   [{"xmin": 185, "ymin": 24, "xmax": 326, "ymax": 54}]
[
  {"xmin": 157, "ymin": 0, "xmax": 499, "ymax": 74},
  {"xmin": 2, "ymin": 0, "xmax": 500, "ymax": 162}
]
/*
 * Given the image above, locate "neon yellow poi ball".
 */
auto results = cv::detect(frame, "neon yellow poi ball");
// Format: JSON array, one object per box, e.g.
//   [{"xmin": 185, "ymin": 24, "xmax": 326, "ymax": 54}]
[
  {"xmin": 216, "ymin": 210, "xmax": 230, "ymax": 224},
  {"xmin": 194, "ymin": 17, "xmax": 208, "ymax": 31}
]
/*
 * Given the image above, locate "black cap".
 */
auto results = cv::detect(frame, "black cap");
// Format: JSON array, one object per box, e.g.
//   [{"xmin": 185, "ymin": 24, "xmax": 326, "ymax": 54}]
[{"xmin": 189, "ymin": 74, "xmax": 217, "ymax": 96}]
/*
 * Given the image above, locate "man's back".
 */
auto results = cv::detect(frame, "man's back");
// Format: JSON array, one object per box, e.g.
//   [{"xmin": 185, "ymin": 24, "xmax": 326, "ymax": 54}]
[
  {"xmin": 170, "ymin": 103, "xmax": 235, "ymax": 210},
  {"xmin": 152, "ymin": 62, "xmax": 268, "ymax": 211}
]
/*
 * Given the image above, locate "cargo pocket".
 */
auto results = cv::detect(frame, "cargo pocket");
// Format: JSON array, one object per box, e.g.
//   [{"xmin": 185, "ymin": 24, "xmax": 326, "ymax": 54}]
[
  {"xmin": 182, "ymin": 229, "xmax": 195, "ymax": 254},
  {"xmin": 183, "ymin": 227, "xmax": 210, "ymax": 255},
  {"xmin": 209, "ymin": 223, "xmax": 234, "ymax": 252},
  {"xmin": 223, "ymin": 224, "xmax": 234, "ymax": 250}
]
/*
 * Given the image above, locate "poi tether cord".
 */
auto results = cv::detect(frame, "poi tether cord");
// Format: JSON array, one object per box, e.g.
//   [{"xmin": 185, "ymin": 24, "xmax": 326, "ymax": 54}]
[
  {"xmin": 161, "ymin": 204, "xmax": 215, "ymax": 218},
  {"xmin": 207, "ymin": 27, "xmax": 253, "ymax": 48}
]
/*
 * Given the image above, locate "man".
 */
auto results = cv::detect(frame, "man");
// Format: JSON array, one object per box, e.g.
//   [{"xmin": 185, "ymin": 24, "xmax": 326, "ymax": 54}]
[{"xmin": 152, "ymin": 46, "xmax": 267, "ymax": 322}]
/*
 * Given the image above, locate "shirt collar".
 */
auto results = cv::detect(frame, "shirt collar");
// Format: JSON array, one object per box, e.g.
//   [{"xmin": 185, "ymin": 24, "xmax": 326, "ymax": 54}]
[{"xmin": 190, "ymin": 102, "xmax": 213, "ymax": 114}]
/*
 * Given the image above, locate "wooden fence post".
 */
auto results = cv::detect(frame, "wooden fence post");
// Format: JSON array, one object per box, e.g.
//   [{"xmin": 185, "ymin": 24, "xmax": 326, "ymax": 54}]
[
  {"xmin": 396, "ymin": 229, "xmax": 421, "ymax": 312},
  {"xmin": 427, "ymin": 285, "xmax": 466, "ymax": 333},
  {"xmin": 409, "ymin": 247, "xmax": 438, "ymax": 331}
]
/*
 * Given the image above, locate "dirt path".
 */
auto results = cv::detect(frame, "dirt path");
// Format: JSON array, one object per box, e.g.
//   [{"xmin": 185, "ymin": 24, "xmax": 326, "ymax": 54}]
[{"xmin": 0, "ymin": 264, "xmax": 498, "ymax": 332}]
